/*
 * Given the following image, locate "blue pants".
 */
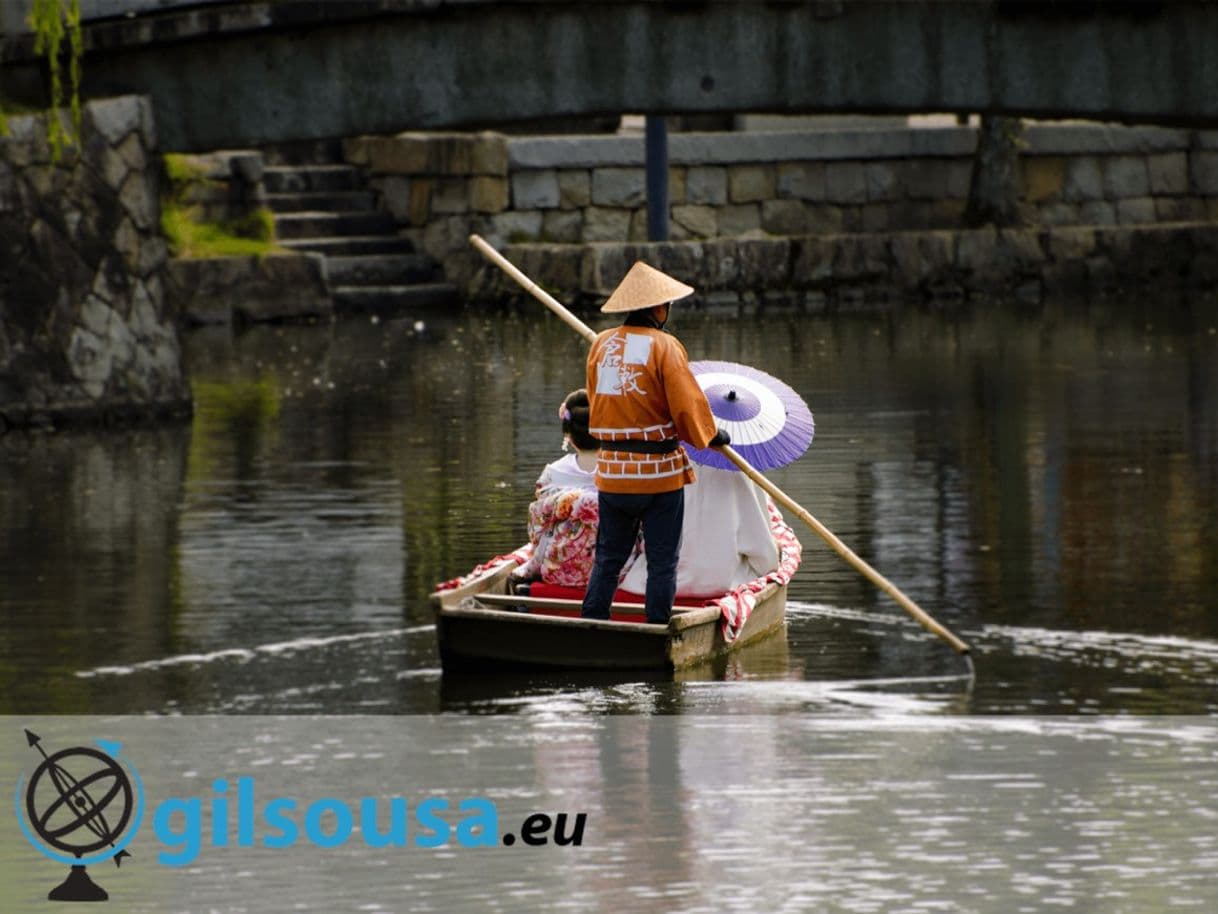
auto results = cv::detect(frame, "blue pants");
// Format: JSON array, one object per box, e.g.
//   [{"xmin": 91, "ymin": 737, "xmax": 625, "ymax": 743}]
[{"xmin": 581, "ymin": 488, "xmax": 684, "ymax": 624}]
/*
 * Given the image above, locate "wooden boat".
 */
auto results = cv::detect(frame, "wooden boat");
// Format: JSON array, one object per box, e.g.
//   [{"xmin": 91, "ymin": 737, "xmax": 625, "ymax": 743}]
[{"xmin": 431, "ymin": 561, "xmax": 789, "ymax": 672}]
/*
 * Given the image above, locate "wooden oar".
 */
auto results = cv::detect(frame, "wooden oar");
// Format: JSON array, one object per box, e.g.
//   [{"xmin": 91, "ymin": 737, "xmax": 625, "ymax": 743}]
[{"xmin": 469, "ymin": 233, "xmax": 971, "ymax": 655}]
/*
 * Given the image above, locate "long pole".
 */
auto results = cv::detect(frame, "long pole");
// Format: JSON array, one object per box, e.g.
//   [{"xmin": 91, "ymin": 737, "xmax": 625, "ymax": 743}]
[{"xmin": 468, "ymin": 234, "xmax": 971, "ymax": 655}]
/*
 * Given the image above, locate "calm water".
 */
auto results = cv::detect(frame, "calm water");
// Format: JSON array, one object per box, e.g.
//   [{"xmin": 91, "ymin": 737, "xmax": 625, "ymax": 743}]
[
  {"xmin": 1, "ymin": 295, "xmax": 1216, "ymax": 716},
  {"xmin": 3, "ymin": 296, "xmax": 1218, "ymax": 912}
]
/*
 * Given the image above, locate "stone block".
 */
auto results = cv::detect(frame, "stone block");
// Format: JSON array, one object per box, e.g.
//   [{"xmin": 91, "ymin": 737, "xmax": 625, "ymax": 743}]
[
  {"xmin": 720, "ymin": 238, "xmax": 792, "ymax": 288},
  {"xmin": 4, "ymin": 114, "xmax": 51, "ymax": 167},
  {"xmin": 805, "ymin": 203, "xmax": 844, "ymax": 233},
  {"xmin": 628, "ymin": 208, "xmax": 650, "ymax": 242},
  {"xmin": 365, "ymin": 136, "xmax": 430, "ymax": 174},
  {"xmin": 557, "ymin": 170, "xmax": 591, "ymax": 209},
  {"xmin": 582, "ymin": 206, "xmax": 631, "ymax": 242},
  {"xmin": 791, "ymin": 236, "xmax": 835, "ymax": 285},
  {"xmin": 831, "ymin": 234, "xmax": 889, "ymax": 280},
  {"xmin": 137, "ymin": 236, "xmax": 169, "ymax": 278},
  {"xmin": 115, "ymin": 132, "xmax": 148, "ymax": 174},
  {"xmin": 1190, "ymin": 151, "xmax": 1218, "ymax": 194},
  {"xmin": 728, "ymin": 165, "xmax": 775, "ymax": 204},
  {"xmin": 422, "ymin": 215, "xmax": 476, "ymax": 260},
  {"xmin": 904, "ymin": 159, "xmax": 948, "ymax": 200},
  {"xmin": 672, "ymin": 204, "xmax": 717, "ymax": 238},
  {"xmin": 1155, "ymin": 197, "xmax": 1206, "ymax": 222},
  {"xmin": 542, "ymin": 208, "xmax": 582, "ymax": 243},
  {"xmin": 592, "ymin": 168, "xmax": 645, "ymax": 207},
  {"xmin": 761, "ymin": 199, "xmax": 807, "ymax": 235},
  {"xmin": 491, "ymin": 210, "xmax": 544, "ymax": 243},
  {"xmin": 1103, "ymin": 155, "xmax": 1151, "ymax": 198},
  {"xmin": 506, "ymin": 244, "xmax": 584, "ymax": 299},
  {"xmin": 87, "ymin": 95, "xmax": 146, "ymax": 147},
  {"xmin": 431, "ymin": 177, "xmax": 470, "ymax": 214},
  {"xmin": 68, "ymin": 325, "xmax": 111, "ymax": 399},
  {"xmin": 512, "ymin": 170, "xmax": 560, "ymax": 209},
  {"xmin": 408, "ymin": 179, "xmax": 434, "ymax": 226},
  {"xmin": 946, "ymin": 161, "xmax": 974, "ymax": 199},
  {"xmin": 686, "ymin": 166, "xmax": 727, "ymax": 205},
  {"xmin": 955, "ymin": 226, "xmax": 998, "ymax": 275},
  {"xmin": 469, "ymin": 176, "xmax": 509, "ymax": 214},
  {"xmin": 861, "ymin": 204, "xmax": 889, "ymax": 232},
  {"xmin": 1062, "ymin": 157, "xmax": 1104, "ymax": 202},
  {"xmin": 719, "ymin": 203, "xmax": 761, "ymax": 236},
  {"xmin": 926, "ymin": 199, "xmax": 966, "ymax": 228},
  {"xmin": 470, "ymin": 132, "xmax": 510, "ymax": 176},
  {"xmin": 1038, "ymin": 202, "xmax": 1079, "ymax": 226},
  {"xmin": 1147, "ymin": 152, "xmax": 1188, "ymax": 195},
  {"xmin": 1116, "ymin": 197, "xmax": 1156, "ymax": 224},
  {"xmin": 824, "ymin": 161, "xmax": 867, "ymax": 203},
  {"xmin": 341, "ymin": 136, "xmax": 373, "ymax": 166},
  {"xmin": 864, "ymin": 162, "xmax": 901, "ymax": 202},
  {"xmin": 777, "ymin": 162, "xmax": 826, "ymax": 201},
  {"xmin": 669, "ymin": 168, "xmax": 689, "ymax": 207},
  {"xmin": 374, "ymin": 175, "xmax": 412, "ymax": 222},
  {"xmin": 1022, "ymin": 157, "xmax": 1065, "ymax": 204},
  {"xmin": 996, "ymin": 229, "xmax": 1046, "ymax": 269},
  {"xmin": 890, "ymin": 231, "xmax": 953, "ymax": 283},
  {"xmin": 119, "ymin": 171, "xmax": 158, "ymax": 231},
  {"xmin": 102, "ymin": 145, "xmax": 131, "ymax": 193},
  {"xmin": 1079, "ymin": 200, "xmax": 1117, "ymax": 225}
]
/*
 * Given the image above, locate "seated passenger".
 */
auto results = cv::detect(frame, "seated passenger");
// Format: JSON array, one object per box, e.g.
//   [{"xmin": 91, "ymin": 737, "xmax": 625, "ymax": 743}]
[
  {"xmin": 513, "ymin": 389, "xmax": 601, "ymax": 588},
  {"xmin": 514, "ymin": 390, "xmax": 779, "ymax": 601},
  {"xmin": 618, "ymin": 463, "xmax": 779, "ymax": 599}
]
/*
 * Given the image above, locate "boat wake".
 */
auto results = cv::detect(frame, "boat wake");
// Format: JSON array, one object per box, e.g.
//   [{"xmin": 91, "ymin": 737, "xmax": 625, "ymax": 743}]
[
  {"xmin": 975, "ymin": 623, "xmax": 1218, "ymax": 683},
  {"xmin": 788, "ymin": 600, "xmax": 1218, "ymax": 685},
  {"xmin": 75, "ymin": 626, "xmax": 430, "ymax": 678}
]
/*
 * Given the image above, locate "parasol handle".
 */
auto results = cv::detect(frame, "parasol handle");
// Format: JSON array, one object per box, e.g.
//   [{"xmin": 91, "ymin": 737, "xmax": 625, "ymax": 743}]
[{"xmin": 468, "ymin": 233, "xmax": 970, "ymax": 656}]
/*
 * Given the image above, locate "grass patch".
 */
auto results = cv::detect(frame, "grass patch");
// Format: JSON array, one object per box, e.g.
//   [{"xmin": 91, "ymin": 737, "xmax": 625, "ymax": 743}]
[
  {"xmin": 161, "ymin": 200, "xmax": 281, "ymax": 259},
  {"xmin": 161, "ymin": 152, "xmax": 282, "ymax": 259}
]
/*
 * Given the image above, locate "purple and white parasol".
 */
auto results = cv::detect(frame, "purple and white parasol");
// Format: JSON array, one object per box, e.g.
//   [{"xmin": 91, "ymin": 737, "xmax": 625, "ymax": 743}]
[{"xmin": 683, "ymin": 360, "xmax": 814, "ymax": 472}]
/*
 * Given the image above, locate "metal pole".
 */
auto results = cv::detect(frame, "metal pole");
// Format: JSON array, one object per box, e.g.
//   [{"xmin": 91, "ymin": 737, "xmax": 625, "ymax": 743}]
[{"xmin": 645, "ymin": 115, "xmax": 669, "ymax": 241}]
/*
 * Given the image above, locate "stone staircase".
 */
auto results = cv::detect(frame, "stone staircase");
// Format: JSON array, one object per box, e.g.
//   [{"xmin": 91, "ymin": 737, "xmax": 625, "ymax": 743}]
[{"xmin": 262, "ymin": 158, "xmax": 458, "ymax": 314}]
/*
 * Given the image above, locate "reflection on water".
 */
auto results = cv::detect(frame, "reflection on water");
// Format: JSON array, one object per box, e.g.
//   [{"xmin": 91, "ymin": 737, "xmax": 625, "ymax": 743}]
[
  {"xmin": 2, "ymin": 716, "xmax": 1215, "ymax": 914},
  {"xmin": 1, "ymin": 297, "xmax": 1217, "ymax": 714}
]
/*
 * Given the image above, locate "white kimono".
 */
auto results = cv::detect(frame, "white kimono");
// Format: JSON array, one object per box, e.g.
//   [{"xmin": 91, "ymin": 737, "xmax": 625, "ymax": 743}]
[{"xmin": 618, "ymin": 465, "xmax": 779, "ymax": 598}]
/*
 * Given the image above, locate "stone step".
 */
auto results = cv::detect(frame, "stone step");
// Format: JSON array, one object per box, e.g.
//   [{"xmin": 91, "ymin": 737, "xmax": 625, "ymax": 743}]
[
  {"xmin": 326, "ymin": 253, "xmax": 439, "ymax": 285},
  {"xmin": 263, "ymin": 165, "xmax": 362, "ymax": 194},
  {"xmin": 332, "ymin": 283, "xmax": 460, "ymax": 314},
  {"xmin": 280, "ymin": 235, "xmax": 415, "ymax": 257},
  {"xmin": 265, "ymin": 191, "xmax": 377, "ymax": 213},
  {"xmin": 274, "ymin": 210, "xmax": 398, "ymax": 239}
]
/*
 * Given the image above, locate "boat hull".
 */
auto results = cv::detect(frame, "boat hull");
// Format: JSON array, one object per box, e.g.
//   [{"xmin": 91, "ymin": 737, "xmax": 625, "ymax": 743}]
[{"xmin": 431, "ymin": 563, "xmax": 787, "ymax": 672}]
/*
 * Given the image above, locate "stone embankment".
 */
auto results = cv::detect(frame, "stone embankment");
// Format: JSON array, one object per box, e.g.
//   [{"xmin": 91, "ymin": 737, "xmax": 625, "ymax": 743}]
[
  {"xmin": 0, "ymin": 96, "xmax": 189, "ymax": 431},
  {"xmin": 338, "ymin": 124, "xmax": 1218, "ymax": 308}
]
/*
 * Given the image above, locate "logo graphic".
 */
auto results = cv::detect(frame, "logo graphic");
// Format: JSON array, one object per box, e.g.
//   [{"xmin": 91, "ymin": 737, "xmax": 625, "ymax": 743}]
[{"xmin": 15, "ymin": 730, "xmax": 143, "ymax": 902}]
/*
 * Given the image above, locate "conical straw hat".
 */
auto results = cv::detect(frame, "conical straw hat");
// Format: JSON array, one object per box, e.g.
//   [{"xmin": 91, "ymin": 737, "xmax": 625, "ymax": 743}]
[{"xmin": 601, "ymin": 261, "xmax": 695, "ymax": 313}]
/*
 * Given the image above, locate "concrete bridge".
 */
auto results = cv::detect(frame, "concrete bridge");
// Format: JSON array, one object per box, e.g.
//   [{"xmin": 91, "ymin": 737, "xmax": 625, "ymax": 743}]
[{"xmin": 3, "ymin": 0, "xmax": 1217, "ymax": 152}]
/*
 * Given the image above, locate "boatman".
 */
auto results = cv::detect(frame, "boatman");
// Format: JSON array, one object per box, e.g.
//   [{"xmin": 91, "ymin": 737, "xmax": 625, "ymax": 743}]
[{"xmin": 581, "ymin": 261, "xmax": 730, "ymax": 625}]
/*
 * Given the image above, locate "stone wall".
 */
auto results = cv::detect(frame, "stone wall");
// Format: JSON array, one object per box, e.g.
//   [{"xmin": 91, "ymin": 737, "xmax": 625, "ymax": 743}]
[
  {"xmin": 489, "ymin": 223, "xmax": 1218, "ymax": 312},
  {"xmin": 0, "ymin": 96, "xmax": 190, "ymax": 431},
  {"xmin": 342, "ymin": 124, "xmax": 1218, "ymax": 303}
]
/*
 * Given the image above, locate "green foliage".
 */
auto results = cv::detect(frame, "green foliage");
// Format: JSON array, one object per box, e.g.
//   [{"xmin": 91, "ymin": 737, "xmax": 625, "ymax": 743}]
[
  {"xmin": 28, "ymin": 0, "xmax": 84, "ymax": 159},
  {"xmin": 161, "ymin": 200, "xmax": 280, "ymax": 259},
  {"xmin": 161, "ymin": 153, "xmax": 281, "ymax": 259},
  {"xmin": 163, "ymin": 152, "xmax": 211, "ymax": 185}
]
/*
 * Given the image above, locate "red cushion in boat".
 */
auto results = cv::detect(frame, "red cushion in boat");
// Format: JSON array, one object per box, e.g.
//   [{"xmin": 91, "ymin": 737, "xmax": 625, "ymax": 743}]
[{"xmin": 526, "ymin": 582, "xmax": 714, "ymax": 609}]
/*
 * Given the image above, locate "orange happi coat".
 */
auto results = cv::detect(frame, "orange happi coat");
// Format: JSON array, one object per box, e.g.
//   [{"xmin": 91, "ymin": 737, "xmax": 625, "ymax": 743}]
[{"xmin": 585, "ymin": 325, "xmax": 718, "ymax": 494}]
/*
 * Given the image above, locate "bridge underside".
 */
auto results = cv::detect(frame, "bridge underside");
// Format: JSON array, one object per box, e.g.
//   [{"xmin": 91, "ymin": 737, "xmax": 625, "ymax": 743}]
[{"xmin": 4, "ymin": 0, "xmax": 1216, "ymax": 152}]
